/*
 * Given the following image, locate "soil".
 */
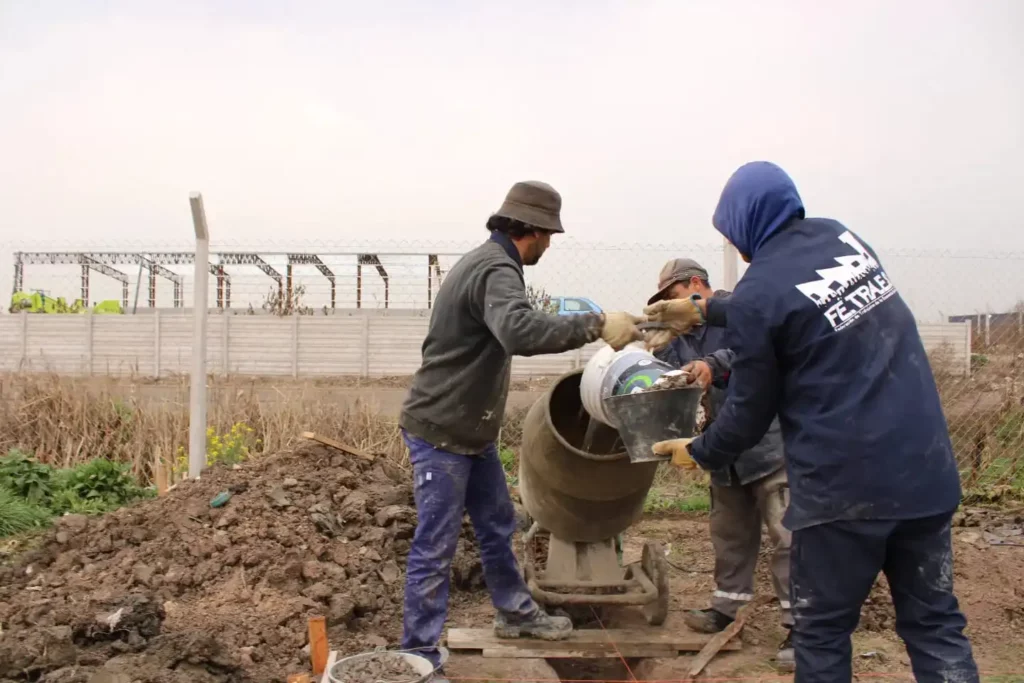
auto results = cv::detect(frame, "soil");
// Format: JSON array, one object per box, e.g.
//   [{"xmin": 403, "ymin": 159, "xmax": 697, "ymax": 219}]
[
  {"xmin": 329, "ymin": 652, "xmax": 421, "ymax": 683},
  {"xmin": 0, "ymin": 443, "xmax": 483, "ymax": 682},
  {"xmin": 1, "ymin": 441, "xmax": 1022, "ymax": 682}
]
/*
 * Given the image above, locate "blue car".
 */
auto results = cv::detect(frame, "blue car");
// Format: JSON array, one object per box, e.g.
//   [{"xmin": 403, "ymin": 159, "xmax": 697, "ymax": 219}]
[{"xmin": 548, "ymin": 296, "xmax": 603, "ymax": 316}]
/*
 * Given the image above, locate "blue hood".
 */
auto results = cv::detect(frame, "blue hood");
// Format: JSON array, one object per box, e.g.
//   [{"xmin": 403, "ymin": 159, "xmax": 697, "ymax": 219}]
[{"xmin": 712, "ymin": 162, "xmax": 805, "ymax": 258}]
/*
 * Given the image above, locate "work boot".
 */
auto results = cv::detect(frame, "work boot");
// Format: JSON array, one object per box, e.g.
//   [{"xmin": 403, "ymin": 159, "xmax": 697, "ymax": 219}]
[
  {"xmin": 775, "ymin": 630, "xmax": 795, "ymax": 673},
  {"xmin": 494, "ymin": 610, "xmax": 572, "ymax": 641},
  {"xmin": 683, "ymin": 608, "xmax": 734, "ymax": 634}
]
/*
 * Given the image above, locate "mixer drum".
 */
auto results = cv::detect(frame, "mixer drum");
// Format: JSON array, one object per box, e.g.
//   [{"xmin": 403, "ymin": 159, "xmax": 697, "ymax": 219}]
[{"xmin": 518, "ymin": 370, "xmax": 660, "ymax": 543}]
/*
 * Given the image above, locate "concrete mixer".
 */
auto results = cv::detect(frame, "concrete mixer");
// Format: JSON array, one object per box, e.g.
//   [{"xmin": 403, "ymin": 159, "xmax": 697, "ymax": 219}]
[{"xmin": 517, "ymin": 347, "xmax": 702, "ymax": 625}]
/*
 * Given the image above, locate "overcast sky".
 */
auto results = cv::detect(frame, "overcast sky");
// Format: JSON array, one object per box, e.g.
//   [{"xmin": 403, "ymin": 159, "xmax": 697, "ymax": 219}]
[{"xmin": 1, "ymin": 0, "xmax": 1021, "ymax": 252}]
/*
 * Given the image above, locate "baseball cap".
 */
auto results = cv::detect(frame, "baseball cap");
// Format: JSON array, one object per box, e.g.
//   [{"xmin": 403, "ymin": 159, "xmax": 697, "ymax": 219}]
[{"xmin": 647, "ymin": 258, "xmax": 710, "ymax": 306}]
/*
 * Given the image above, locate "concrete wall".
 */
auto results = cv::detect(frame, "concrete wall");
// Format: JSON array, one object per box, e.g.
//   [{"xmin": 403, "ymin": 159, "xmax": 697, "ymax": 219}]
[{"xmin": 0, "ymin": 312, "xmax": 974, "ymax": 379}]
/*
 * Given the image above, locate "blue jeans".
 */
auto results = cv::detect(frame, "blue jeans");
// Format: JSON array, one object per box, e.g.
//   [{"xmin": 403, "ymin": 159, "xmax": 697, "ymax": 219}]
[
  {"xmin": 790, "ymin": 513, "xmax": 978, "ymax": 683},
  {"xmin": 400, "ymin": 431, "xmax": 536, "ymax": 667}
]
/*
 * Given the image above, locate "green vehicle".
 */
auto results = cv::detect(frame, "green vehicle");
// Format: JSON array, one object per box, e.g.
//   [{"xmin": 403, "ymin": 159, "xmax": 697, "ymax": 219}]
[{"xmin": 9, "ymin": 291, "xmax": 119, "ymax": 314}]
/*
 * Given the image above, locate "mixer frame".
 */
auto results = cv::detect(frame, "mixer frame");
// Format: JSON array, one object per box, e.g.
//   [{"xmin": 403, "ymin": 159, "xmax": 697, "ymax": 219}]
[{"xmin": 521, "ymin": 525, "xmax": 670, "ymax": 626}]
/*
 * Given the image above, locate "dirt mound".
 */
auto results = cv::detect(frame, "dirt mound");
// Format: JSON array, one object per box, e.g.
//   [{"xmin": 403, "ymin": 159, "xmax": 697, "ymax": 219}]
[{"xmin": 0, "ymin": 444, "xmax": 482, "ymax": 682}]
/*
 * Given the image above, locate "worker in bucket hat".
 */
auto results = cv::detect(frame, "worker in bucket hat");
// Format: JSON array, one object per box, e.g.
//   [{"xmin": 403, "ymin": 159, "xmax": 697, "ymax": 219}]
[
  {"xmin": 647, "ymin": 257, "xmax": 794, "ymax": 673},
  {"xmin": 645, "ymin": 162, "xmax": 978, "ymax": 683},
  {"xmin": 398, "ymin": 180, "xmax": 645, "ymax": 677}
]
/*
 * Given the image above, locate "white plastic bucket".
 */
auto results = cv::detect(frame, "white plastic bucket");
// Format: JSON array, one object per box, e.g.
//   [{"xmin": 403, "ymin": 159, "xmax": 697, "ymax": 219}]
[
  {"xmin": 580, "ymin": 343, "xmax": 676, "ymax": 426},
  {"xmin": 327, "ymin": 651, "xmax": 436, "ymax": 683}
]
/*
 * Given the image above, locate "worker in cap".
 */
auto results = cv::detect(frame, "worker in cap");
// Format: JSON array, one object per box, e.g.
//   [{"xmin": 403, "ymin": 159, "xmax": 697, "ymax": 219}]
[
  {"xmin": 645, "ymin": 162, "xmax": 978, "ymax": 683},
  {"xmin": 399, "ymin": 180, "xmax": 645, "ymax": 675},
  {"xmin": 647, "ymin": 257, "xmax": 794, "ymax": 672}
]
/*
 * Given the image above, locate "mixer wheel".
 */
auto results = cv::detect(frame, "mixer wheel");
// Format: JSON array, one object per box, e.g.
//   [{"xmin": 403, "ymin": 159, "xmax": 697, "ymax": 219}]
[{"xmin": 641, "ymin": 541, "xmax": 669, "ymax": 626}]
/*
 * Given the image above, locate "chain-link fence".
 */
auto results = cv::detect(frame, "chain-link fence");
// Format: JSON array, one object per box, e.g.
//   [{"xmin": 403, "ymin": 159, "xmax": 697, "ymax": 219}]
[{"xmin": 1, "ymin": 238, "xmax": 1022, "ymax": 497}]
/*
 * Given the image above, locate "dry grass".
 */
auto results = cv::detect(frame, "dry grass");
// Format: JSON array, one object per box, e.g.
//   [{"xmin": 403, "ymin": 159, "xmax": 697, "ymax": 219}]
[
  {"xmin": 0, "ymin": 373, "xmax": 535, "ymax": 486},
  {"xmin": 0, "ymin": 374, "xmax": 408, "ymax": 482},
  {"xmin": 2, "ymin": 355, "xmax": 1022, "ymax": 503}
]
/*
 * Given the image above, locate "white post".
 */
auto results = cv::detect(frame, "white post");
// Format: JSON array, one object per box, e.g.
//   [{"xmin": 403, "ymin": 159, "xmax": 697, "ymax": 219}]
[
  {"xmin": 189, "ymin": 193, "xmax": 210, "ymax": 479},
  {"xmin": 722, "ymin": 236, "xmax": 739, "ymax": 290}
]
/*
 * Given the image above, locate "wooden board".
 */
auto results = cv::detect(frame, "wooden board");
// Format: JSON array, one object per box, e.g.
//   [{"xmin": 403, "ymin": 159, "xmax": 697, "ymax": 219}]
[
  {"xmin": 301, "ymin": 432, "xmax": 376, "ymax": 462},
  {"xmin": 447, "ymin": 628, "xmax": 741, "ymax": 659}
]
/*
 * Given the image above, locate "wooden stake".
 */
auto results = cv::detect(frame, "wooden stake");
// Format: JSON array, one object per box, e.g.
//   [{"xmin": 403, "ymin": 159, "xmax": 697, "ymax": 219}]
[
  {"xmin": 301, "ymin": 432, "xmax": 376, "ymax": 462},
  {"xmin": 309, "ymin": 616, "xmax": 328, "ymax": 676},
  {"xmin": 687, "ymin": 596, "xmax": 767, "ymax": 679},
  {"xmin": 154, "ymin": 447, "xmax": 168, "ymax": 497}
]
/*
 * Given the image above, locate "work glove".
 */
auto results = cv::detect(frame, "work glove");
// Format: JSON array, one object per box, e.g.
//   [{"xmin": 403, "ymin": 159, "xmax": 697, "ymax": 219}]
[
  {"xmin": 652, "ymin": 438, "xmax": 698, "ymax": 469},
  {"xmin": 600, "ymin": 312, "xmax": 646, "ymax": 350},
  {"xmin": 643, "ymin": 296, "xmax": 705, "ymax": 337},
  {"xmin": 643, "ymin": 328, "xmax": 676, "ymax": 354}
]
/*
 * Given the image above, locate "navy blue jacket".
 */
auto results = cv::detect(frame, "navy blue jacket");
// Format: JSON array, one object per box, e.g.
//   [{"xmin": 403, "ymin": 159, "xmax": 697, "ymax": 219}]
[
  {"xmin": 655, "ymin": 290, "xmax": 785, "ymax": 488},
  {"xmin": 690, "ymin": 162, "xmax": 962, "ymax": 530}
]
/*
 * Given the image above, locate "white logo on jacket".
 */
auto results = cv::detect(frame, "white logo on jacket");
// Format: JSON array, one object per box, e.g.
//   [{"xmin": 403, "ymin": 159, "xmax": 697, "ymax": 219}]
[{"xmin": 795, "ymin": 231, "xmax": 896, "ymax": 331}]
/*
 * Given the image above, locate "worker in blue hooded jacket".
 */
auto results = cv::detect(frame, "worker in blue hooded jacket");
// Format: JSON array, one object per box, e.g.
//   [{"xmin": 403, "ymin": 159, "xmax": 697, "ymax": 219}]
[{"xmin": 644, "ymin": 162, "xmax": 978, "ymax": 683}]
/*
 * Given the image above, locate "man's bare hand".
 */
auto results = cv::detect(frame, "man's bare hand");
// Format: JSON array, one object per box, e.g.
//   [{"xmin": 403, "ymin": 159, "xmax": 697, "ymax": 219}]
[{"xmin": 682, "ymin": 360, "xmax": 712, "ymax": 389}]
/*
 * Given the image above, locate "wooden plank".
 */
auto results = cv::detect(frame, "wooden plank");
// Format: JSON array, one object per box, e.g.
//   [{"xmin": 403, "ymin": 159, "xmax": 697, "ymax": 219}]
[
  {"xmin": 301, "ymin": 432, "xmax": 376, "ymax": 461},
  {"xmin": 687, "ymin": 597, "xmax": 766, "ymax": 679},
  {"xmin": 482, "ymin": 645, "xmax": 675, "ymax": 659},
  {"xmin": 309, "ymin": 616, "xmax": 328, "ymax": 676},
  {"xmin": 447, "ymin": 628, "xmax": 740, "ymax": 654}
]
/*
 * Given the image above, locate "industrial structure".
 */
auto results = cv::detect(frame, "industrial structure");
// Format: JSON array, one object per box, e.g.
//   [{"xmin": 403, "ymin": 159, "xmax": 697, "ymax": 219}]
[{"xmin": 11, "ymin": 250, "xmax": 450, "ymax": 311}]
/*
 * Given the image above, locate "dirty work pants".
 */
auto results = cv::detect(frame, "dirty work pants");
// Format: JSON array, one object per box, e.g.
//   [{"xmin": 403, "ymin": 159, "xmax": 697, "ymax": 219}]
[
  {"xmin": 790, "ymin": 512, "xmax": 978, "ymax": 683},
  {"xmin": 709, "ymin": 468, "xmax": 793, "ymax": 626},
  {"xmin": 400, "ymin": 431, "xmax": 536, "ymax": 668}
]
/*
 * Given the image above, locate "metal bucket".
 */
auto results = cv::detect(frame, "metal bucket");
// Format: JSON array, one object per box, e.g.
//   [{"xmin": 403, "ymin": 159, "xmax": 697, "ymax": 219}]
[
  {"xmin": 519, "ymin": 370, "xmax": 659, "ymax": 542},
  {"xmin": 327, "ymin": 650, "xmax": 436, "ymax": 683},
  {"xmin": 580, "ymin": 343, "xmax": 676, "ymax": 426},
  {"xmin": 603, "ymin": 385, "xmax": 703, "ymax": 464}
]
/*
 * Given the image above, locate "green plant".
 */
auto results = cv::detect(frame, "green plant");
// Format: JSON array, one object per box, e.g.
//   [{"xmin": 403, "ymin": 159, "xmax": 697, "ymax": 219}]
[
  {"xmin": 174, "ymin": 423, "xmax": 257, "ymax": 477},
  {"xmin": 0, "ymin": 487, "xmax": 51, "ymax": 537},
  {"xmin": 644, "ymin": 484, "xmax": 711, "ymax": 514},
  {"xmin": 0, "ymin": 449, "xmax": 55, "ymax": 505},
  {"xmin": 58, "ymin": 459, "xmax": 149, "ymax": 510},
  {"xmin": 498, "ymin": 447, "xmax": 518, "ymax": 486}
]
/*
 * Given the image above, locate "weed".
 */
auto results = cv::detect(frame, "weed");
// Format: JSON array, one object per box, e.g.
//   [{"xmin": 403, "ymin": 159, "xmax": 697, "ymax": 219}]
[
  {"xmin": 57, "ymin": 459, "xmax": 151, "ymax": 511},
  {"xmin": 174, "ymin": 423, "xmax": 258, "ymax": 477},
  {"xmin": 0, "ymin": 487, "xmax": 51, "ymax": 537},
  {"xmin": 644, "ymin": 482, "xmax": 711, "ymax": 514},
  {"xmin": 0, "ymin": 450, "xmax": 54, "ymax": 506}
]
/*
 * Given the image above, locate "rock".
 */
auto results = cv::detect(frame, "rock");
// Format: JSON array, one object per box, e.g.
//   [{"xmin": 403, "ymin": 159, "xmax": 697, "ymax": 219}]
[
  {"xmin": 377, "ymin": 561, "xmax": 401, "ymax": 584},
  {"xmin": 88, "ymin": 672, "xmax": 132, "ymax": 683},
  {"xmin": 364, "ymin": 633, "xmax": 388, "ymax": 648},
  {"xmin": 266, "ymin": 486, "xmax": 292, "ymax": 508},
  {"xmin": 311, "ymin": 512, "xmax": 343, "ymax": 537},
  {"xmin": 133, "ymin": 563, "xmax": 155, "ymax": 587},
  {"xmin": 58, "ymin": 514, "xmax": 89, "ymax": 533},
  {"xmin": 55, "ymin": 531, "xmax": 70, "ymax": 545},
  {"xmin": 339, "ymin": 491, "xmax": 369, "ymax": 519},
  {"xmin": 374, "ymin": 505, "xmax": 409, "ymax": 527},
  {"xmin": 302, "ymin": 582, "xmax": 333, "ymax": 602},
  {"xmin": 302, "ymin": 560, "xmax": 324, "ymax": 581},
  {"xmin": 283, "ymin": 477, "xmax": 300, "ymax": 489},
  {"xmin": 329, "ymin": 595, "xmax": 356, "ymax": 623}
]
